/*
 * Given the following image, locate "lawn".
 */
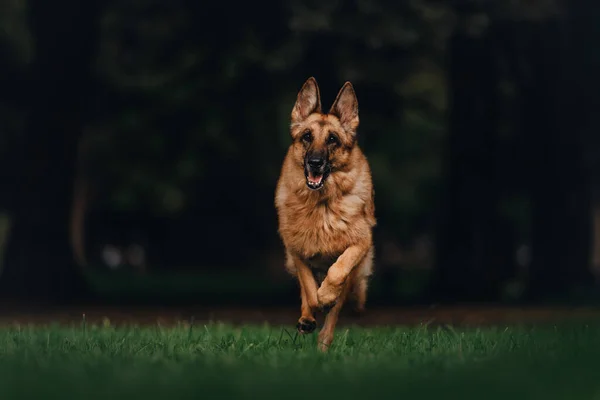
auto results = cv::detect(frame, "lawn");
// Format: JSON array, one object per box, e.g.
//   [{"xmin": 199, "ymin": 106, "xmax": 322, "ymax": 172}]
[{"xmin": 0, "ymin": 321, "xmax": 599, "ymax": 399}]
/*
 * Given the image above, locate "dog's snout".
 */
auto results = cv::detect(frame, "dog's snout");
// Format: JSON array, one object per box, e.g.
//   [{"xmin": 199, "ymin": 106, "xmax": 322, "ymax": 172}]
[{"xmin": 307, "ymin": 157, "xmax": 325, "ymax": 169}]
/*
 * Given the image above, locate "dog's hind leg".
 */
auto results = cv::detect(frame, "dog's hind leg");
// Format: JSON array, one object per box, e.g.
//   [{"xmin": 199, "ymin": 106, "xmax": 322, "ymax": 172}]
[
  {"xmin": 351, "ymin": 248, "xmax": 374, "ymax": 314},
  {"xmin": 352, "ymin": 278, "xmax": 368, "ymax": 314}
]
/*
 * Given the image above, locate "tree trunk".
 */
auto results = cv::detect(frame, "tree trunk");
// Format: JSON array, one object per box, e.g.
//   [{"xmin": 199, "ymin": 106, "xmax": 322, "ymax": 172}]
[
  {"xmin": 432, "ymin": 13, "xmax": 504, "ymax": 302},
  {"xmin": 570, "ymin": 0, "xmax": 600, "ymax": 289},
  {"xmin": 518, "ymin": 18, "xmax": 593, "ymax": 300},
  {"xmin": 0, "ymin": 0, "xmax": 100, "ymax": 305}
]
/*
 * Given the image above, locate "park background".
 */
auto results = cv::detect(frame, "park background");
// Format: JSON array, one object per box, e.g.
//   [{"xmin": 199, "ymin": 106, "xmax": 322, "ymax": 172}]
[{"xmin": 1, "ymin": 0, "xmax": 600, "ymax": 325}]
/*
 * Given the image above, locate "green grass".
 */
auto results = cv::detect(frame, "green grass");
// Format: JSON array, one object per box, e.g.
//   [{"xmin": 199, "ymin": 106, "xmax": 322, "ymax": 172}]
[{"xmin": 0, "ymin": 322, "xmax": 599, "ymax": 399}]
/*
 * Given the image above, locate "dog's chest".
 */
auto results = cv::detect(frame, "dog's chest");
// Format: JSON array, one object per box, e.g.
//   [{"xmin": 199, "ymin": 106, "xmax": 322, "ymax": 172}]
[
  {"xmin": 300, "ymin": 202, "xmax": 342, "ymax": 232},
  {"xmin": 284, "ymin": 194, "xmax": 364, "ymax": 257}
]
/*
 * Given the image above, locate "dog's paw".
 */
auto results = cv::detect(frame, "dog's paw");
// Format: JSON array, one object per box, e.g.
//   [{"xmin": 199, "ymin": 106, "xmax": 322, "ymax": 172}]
[
  {"xmin": 296, "ymin": 317, "xmax": 317, "ymax": 334},
  {"xmin": 317, "ymin": 282, "xmax": 341, "ymax": 312}
]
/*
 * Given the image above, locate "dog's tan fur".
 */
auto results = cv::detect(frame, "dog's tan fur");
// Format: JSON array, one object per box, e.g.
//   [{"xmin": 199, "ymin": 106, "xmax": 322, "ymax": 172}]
[{"xmin": 275, "ymin": 77, "xmax": 376, "ymax": 352}]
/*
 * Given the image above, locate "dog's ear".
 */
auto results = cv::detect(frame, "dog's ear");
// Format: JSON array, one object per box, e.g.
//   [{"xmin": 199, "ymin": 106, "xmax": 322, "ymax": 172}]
[
  {"xmin": 291, "ymin": 77, "xmax": 322, "ymax": 125},
  {"xmin": 329, "ymin": 81, "xmax": 359, "ymax": 134}
]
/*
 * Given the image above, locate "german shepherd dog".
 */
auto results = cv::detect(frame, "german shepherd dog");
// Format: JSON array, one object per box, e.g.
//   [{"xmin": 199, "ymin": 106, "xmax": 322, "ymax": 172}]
[{"xmin": 275, "ymin": 77, "xmax": 376, "ymax": 352}]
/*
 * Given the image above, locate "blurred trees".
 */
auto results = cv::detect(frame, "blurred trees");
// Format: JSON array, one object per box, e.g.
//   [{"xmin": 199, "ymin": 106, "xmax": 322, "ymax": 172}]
[
  {"xmin": 518, "ymin": 13, "xmax": 593, "ymax": 299},
  {"xmin": 74, "ymin": 0, "xmax": 451, "ymax": 271},
  {"xmin": 434, "ymin": 4, "xmax": 504, "ymax": 301},
  {"xmin": 0, "ymin": 0, "xmax": 100, "ymax": 302},
  {"xmin": 0, "ymin": 0, "xmax": 599, "ymax": 304},
  {"xmin": 434, "ymin": 0, "xmax": 600, "ymax": 302}
]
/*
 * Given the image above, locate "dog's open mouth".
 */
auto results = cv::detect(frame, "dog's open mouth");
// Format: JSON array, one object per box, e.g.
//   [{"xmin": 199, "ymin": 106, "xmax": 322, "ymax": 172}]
[
  {"xmin": 307, "ymin": 172, "xmax": 323, "ymax": 189},
  {"xmin": 306, "ymin": 170, "xmax": 329, "ymax": 190}
]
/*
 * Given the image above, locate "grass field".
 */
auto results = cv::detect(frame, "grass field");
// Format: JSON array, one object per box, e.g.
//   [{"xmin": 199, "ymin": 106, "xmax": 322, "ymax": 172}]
[{"xmin": 0, "ymin": 321, "xmax": 599, "ymax": 399}]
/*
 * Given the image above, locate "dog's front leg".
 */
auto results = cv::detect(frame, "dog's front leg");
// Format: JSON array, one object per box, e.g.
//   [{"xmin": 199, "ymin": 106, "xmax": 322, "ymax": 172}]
[
  {"xmin": 293, "ymin": 255, "xmax": 319, "ymax": 334},
  {"xmin": 317, "ymin": 277, "xmax": 353, "ymax": 352},
  {"xmin": 317, "ymin": 242, "xmax": 370, "ymax": 311}
]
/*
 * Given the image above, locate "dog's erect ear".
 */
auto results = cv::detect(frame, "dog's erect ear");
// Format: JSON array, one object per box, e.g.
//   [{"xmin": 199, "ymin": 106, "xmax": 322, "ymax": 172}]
[
  {"xmin": 329, "ymin": 81, "xmax": 359, "ymax": 134},
  {"xmin": 291, "ymin": 77, "xmax": 322, "ymax": 125}
]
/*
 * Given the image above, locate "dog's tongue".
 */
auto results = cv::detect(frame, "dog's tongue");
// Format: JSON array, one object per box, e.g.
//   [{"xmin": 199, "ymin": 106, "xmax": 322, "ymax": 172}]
[{"xmin": 308, "ymin": 172, "xmax": 323, "ymax": 185}]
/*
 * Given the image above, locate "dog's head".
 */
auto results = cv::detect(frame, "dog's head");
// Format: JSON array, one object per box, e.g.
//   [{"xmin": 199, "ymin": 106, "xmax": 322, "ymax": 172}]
[{"xmin": 289, "ymin": 77, "xmax": 360, "ymax": 191}]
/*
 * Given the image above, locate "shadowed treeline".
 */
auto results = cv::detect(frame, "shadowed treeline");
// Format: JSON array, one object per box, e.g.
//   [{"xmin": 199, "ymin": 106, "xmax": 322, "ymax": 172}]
[{"xmin": 0, "ymin": 0, "xmax": 599, "ymax": 308}]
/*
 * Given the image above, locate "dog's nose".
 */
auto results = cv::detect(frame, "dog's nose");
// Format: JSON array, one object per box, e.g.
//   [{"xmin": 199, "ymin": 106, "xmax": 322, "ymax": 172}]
[{"xmin": 307, "ymin": 157, "xmax": 325, "ymax": 169}]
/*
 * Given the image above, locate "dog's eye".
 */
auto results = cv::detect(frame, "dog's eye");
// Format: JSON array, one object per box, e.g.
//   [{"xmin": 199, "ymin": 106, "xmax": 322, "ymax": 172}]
[
  {"xmin": 302, "ymin": 131, "xmax": 313, "ymax": 142},
  {"xmin": 327, "ymin": 133, "xmax": 339, "ymax": 145}
]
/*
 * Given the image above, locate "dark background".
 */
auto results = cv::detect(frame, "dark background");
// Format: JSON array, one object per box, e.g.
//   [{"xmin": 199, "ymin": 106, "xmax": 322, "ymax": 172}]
[{"xmin": 1, "ymin": 0, "xmax": 599, "ymax": 312}]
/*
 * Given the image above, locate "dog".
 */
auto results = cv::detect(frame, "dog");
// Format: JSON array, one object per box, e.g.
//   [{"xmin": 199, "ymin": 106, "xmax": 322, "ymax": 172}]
[{"xmin": 274, "ymin": 77, "xmax": 376, "ymax": 352}]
